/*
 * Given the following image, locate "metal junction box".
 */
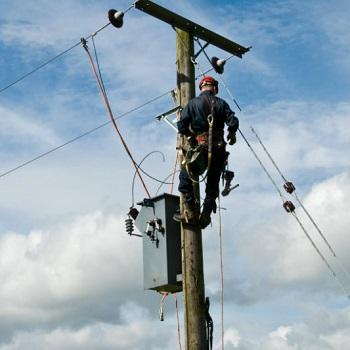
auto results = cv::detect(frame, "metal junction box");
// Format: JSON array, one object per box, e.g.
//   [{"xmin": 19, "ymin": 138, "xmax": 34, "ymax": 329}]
[{"xmin": 135, "ymin": 193, "xmax": 182, "ymax": 293}]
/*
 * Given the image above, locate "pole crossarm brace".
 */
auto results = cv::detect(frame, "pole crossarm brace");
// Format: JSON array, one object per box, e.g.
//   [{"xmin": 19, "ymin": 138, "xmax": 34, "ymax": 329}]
[{"xmin": 134, "ymin": 0, "xmax": 250, "ymax": 58}]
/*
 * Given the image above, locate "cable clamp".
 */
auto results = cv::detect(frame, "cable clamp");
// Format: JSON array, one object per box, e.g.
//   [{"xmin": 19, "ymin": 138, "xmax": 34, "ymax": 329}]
[{"xmin": 80, "ymin": 37, "xmax": 88, "ymax": 49}]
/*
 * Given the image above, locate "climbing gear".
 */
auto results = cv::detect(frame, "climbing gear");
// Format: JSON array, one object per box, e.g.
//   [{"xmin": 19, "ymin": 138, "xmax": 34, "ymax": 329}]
[
  {"xmin": 227, "ymin": 131, "xmax": 236, "ymax": 145},
  {"xmin": 221, "ymin": 170, "xmax": 237, "ymax": 196},
  {"xmin": 173, "ymin": 194, "xmax": 198, "ymax": 224},
  {"xmin": 184, "ymin": 144, "xmax": 208, "ymax": 177},
  {"xmin": 182, "ymin": 113, "xmax": 217, "ymax": 181},
  {"xmin": 199, "ymin": 76, "xmax": 218, "ymax": 92},
  {"xmin": 207, "ymin": 114, "xmax": 214, "ymax": 176},
  {"xmin": 195, "ymin": 131, "xmax": 225, "ymax": 147},
  {"xmin": 199, "ymin": 197, "xmax": 217, "ymax": 229}
]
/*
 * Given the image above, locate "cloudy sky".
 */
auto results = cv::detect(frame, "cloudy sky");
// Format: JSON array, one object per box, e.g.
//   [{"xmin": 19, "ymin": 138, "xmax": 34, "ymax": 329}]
[{"xmin": 1, "ymin": 0, "xmax": 350, "ymax": 349}]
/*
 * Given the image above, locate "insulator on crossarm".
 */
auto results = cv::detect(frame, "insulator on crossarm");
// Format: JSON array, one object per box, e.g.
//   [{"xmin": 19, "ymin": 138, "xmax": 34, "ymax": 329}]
[
  {"xmin": 108, "ymin": 9, "xmax": 124, "ymax": 28},
  {"xmin": 211, "ymin": 56, "xmax": 226, "ymax": 74}
]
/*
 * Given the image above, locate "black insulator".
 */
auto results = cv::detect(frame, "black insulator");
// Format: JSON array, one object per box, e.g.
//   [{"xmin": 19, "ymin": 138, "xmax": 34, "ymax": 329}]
[
  {"xmin": 108, "ymin": 9, "xmax": 124, "ymax": 28},
  {"xmin": 283, "ymin": 201, "xmax": 295, "ymax": 213},
  {"xmin": 283, "ymin": 182, "xmax": 295, "ymax": 194},
  {"xmin": 125, "ymin": 217, "xmax": 134, "ymax": 235},
  {"xmin": 211, "ymin": 56, "xmax": 225, "ymax": 74},
  {"xmin": 128, "ymin": 207, "xmax": 139, "ymax": 220}
]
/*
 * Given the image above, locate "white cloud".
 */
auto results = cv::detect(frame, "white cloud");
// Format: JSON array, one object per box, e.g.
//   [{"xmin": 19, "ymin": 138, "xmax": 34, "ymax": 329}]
[
  {"xmin": 0, "ymin": 303, "xmax": 180, "ymax": 350},
  {"xmin": 0, "ymin": 105, "xmax": 61, "ymax": 146},
  {"xmin": 0, "ymin": 210, "xmax": 143, "ymax": 339}
]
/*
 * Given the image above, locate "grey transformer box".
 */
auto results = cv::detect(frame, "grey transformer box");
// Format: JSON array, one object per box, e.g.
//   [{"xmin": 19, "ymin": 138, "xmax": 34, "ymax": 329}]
[{"xmin": 134, "ymin": 193, "xmax": 182, "ymax": 293}]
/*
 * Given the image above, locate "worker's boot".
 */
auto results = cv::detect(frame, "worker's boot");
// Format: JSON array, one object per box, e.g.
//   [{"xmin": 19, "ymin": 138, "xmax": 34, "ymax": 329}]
[
  {"xmin": 173, "ymin": 193, "xmax": 197, "ymax": 224},
  {"xmin": 199, "ymin": 197, "xmax": 217, "ymax": 229}
]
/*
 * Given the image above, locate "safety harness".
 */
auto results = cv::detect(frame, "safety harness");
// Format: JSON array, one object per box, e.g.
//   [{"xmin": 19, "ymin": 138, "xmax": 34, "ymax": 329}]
[{"xmin": 183, "ymin": 95, "xmax": 225, "ymax": 181}]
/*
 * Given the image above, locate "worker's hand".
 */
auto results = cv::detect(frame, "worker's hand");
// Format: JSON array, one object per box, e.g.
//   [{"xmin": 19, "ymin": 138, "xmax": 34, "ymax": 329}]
[
  {"xmin": 186, "ymin": 135, "xmax": 197, "ymax": 148},
  {"xmin": 227, "ymin": 131, "xmax": 236, "ymax": 145}
]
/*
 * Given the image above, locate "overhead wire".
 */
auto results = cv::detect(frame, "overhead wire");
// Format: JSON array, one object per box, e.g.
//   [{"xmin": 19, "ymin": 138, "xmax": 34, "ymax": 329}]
[
  {"xmin": 194, "ymin": 39, "xmax": 241, "ymax": 111},
  {"xmin": 82, "ymin": 36, "xmax": 151, "ymax": 198},
  {"xmin": 0, "ymin": 2, "xmax": 135, "ymax": 96},
  {"xmin": 155, "ymin": 170, "xmax": 180, "ymax": 196},
  {"xmin": 250, "ymin": 126, "xmax": 350, "ymax": 284},
  {"xmin": 240, "ymin": 129, "xmax": 349, "ymax": 296},
  {"xmin": 250, "ymin": 126, "xmax": 336, "ymax": 256},
  {"xmin": 195, "ymin": 41, "xmax": 350, "ymax": 298},
  {"xmin": 131, "ymin": 151, "xmax": 171, "ymax": 206},
  {"xmin": 0, "ymin": 89, "xmax": 173, "ymax": 181}
]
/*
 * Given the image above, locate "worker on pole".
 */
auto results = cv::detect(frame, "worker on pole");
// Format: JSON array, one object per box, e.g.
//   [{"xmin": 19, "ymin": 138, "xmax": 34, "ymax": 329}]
[{"xmin": 173, "ymin": 76, "xmax": 239, "ymax": 229}]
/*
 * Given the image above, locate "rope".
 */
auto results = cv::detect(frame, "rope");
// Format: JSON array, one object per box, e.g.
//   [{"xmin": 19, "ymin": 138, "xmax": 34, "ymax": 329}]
[
  {"xmin": 173, "ymin": 293, "xmax": 183, "ymax": 350},
  {"xmin": 218, "ymin": 195, "xmax": 224, "ymax": 350},
  {"xmin": 82, "ymin": 38, "xmax": 151, "ymax": 198}
]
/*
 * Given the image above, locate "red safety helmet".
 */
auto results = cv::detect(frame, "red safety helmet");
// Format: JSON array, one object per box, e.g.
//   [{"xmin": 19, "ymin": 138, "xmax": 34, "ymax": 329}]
[{"xmin": 199, "ymin": 76, "xmax": 218, "ymax": 93}]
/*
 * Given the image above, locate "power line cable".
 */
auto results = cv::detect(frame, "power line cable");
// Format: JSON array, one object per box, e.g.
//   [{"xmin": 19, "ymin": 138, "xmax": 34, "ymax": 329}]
[
  {"xmin": 194, "ymin": 39, "xmax": 242, "ymax": 111},
  {"xmin": 131, "ymin": 151, "xmax": 171, "ymax": 206},
  {"xmin": 250, "ymin": 126, "xmax": 350, "ymax": 283},
  {"xmin": 239, "ymin": 128, "xmax": 349, "ymax": 296},
  {"xmin": 250, "ymin": 126, "xmax": 336, "ymax": 256},
  {"xmin": 0, "ymin": 3, "xmax": 135, "ymax": 95},
  {"xmin": 0, "ymin": 89, "xmax": 172, "ymax": 180},
  {"xmin": 84, "ymin": 37, "xmax": 152, "ymax": 198},
  {"xmin": 192, "ymin": 40, "xmax": 350, "ymax": 295},
  {"xmin": 0, "ymin": 41, "xmax": 81, "ymax": 95}
]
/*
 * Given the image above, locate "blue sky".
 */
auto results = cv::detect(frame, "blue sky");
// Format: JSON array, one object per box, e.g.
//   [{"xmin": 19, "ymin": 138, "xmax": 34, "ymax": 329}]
[{"xmin": 1, "ymin": 0, "xmax": 350, "ymax": 349}]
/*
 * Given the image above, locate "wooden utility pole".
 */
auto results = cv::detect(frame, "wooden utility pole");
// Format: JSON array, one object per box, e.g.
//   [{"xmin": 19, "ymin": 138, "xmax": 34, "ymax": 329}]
[
  {"xmin": 132, "ymin": 1, "xmax": 250, "ymax": 349},
  {"xmin": 176, "ymin": 29, "xmax": 207, "ymax": 349}
]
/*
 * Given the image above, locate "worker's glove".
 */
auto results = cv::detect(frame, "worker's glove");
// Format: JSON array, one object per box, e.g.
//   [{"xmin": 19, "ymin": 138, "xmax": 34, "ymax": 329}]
[{"xmin": 227, "ymin": 131, "xmax": 236, "ymax": 145}]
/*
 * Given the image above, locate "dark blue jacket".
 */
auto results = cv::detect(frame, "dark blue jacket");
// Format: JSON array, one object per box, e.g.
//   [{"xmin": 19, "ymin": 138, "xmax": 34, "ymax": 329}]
[{"xmin": 177, "ymin": 91, "xmax": 239, "ymax": 136}]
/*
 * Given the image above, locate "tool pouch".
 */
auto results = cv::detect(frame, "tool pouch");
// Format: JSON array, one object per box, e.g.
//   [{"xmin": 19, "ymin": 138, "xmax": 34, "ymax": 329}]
[{"xmin": 186, "ymin": 145, "xmax": 208, "ymax": 176}]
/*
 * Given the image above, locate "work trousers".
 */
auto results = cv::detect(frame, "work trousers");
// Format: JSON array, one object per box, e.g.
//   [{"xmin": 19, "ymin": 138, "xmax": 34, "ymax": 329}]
[{"xmin": 178, "ymin": 145, "xmax": 227, "ymax": 201}]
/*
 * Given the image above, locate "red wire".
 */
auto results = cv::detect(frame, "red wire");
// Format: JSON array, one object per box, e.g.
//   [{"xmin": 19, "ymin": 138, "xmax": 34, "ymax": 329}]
[
  {"xmin": 83, "ymin": 43, "xmax": 151, "ymax": 198},
  {"xmin": 173, "ymin": 293, "xmax": 182, "ymax": 350}
]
